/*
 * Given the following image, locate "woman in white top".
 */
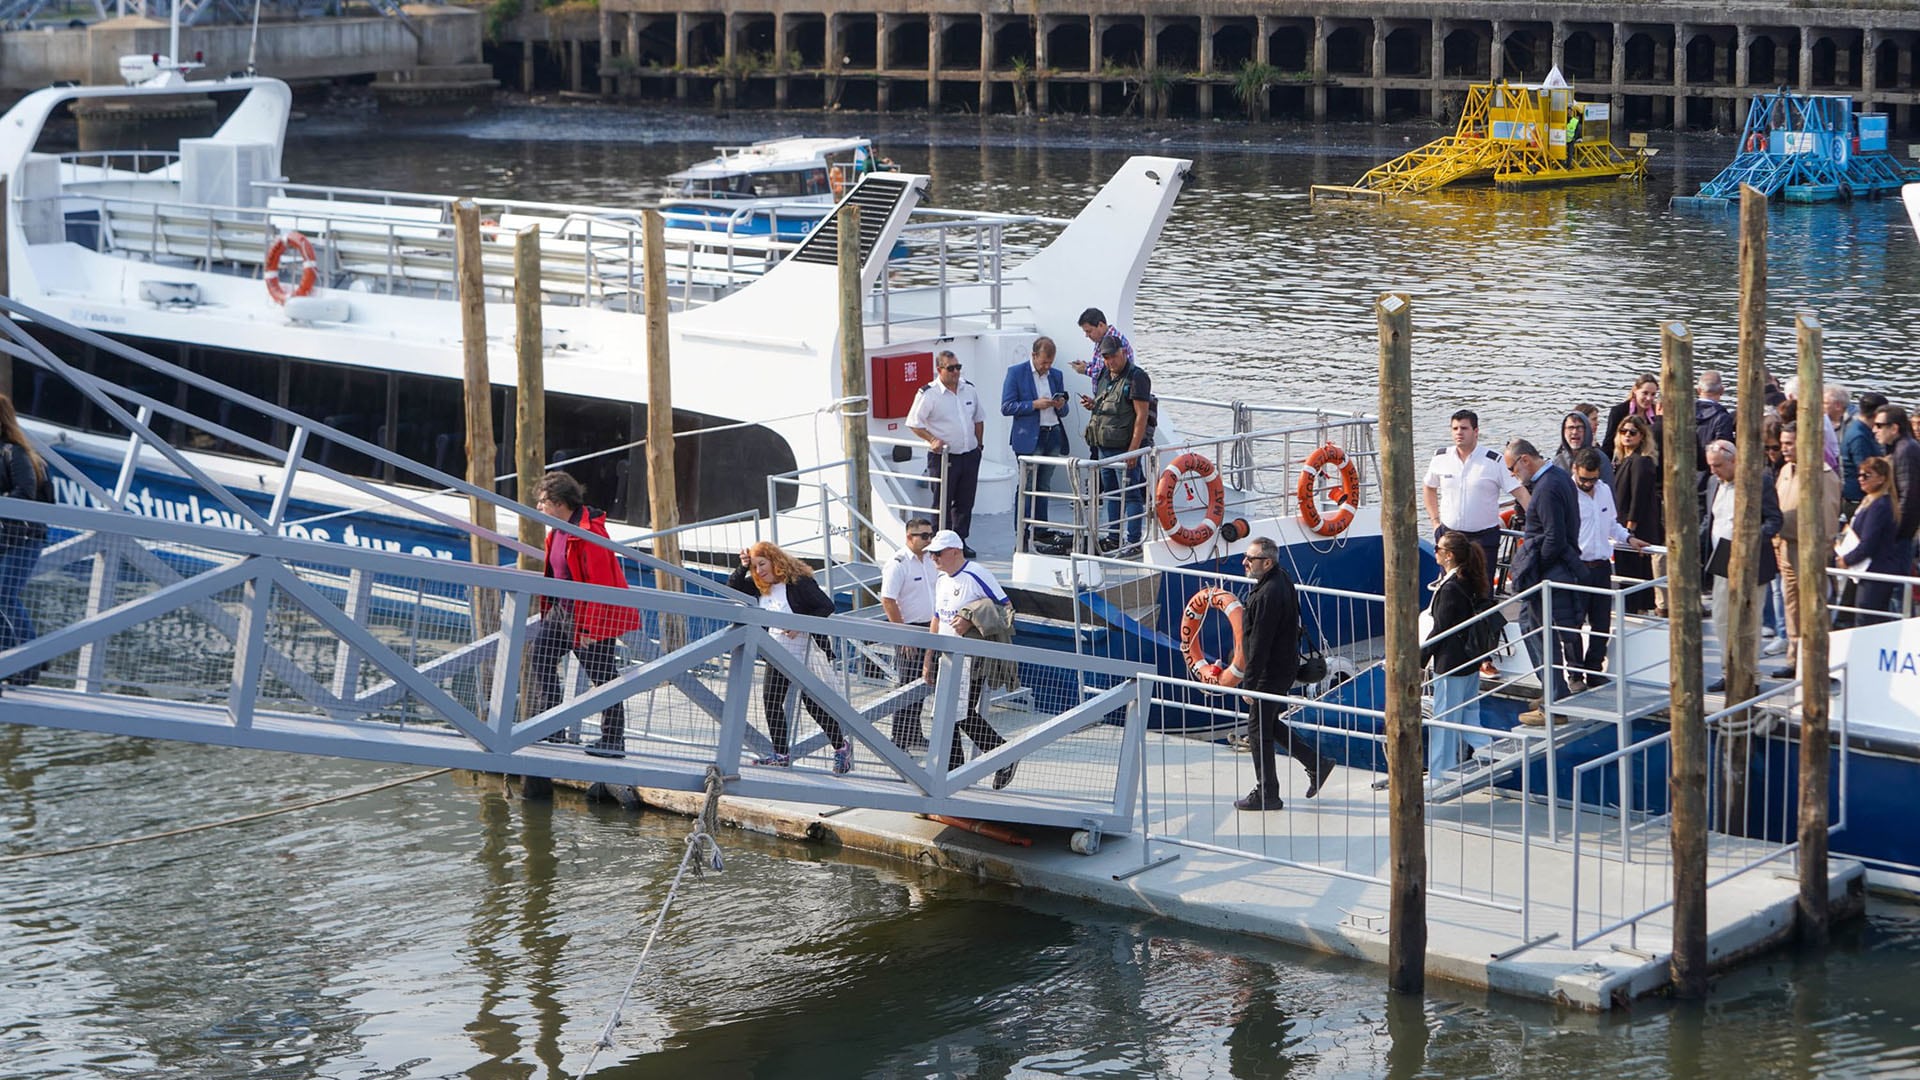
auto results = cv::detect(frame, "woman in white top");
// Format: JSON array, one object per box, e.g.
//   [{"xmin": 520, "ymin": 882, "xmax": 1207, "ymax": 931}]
[{"xmin": 728, "ymin": 541, "xmax": 852, "ymax": 772}]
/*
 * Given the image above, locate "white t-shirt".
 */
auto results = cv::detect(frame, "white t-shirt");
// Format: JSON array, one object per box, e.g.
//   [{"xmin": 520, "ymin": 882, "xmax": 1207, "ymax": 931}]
[
  {"xmin": 758, "ymin": 582, "xmax": 811, "ymax": 660},
  {"xmin": 933, "ymin": 560, "xmax": 1005, "ymax": 635},
  {"xmin": 1711, "ymin": 481, "xmax": 1737, "ymax": 546},
  {"xmin": 881, "ymin": 548, "xmax": 937, "ymax": 625},
  {"xmin": 1424, "ymin": 443, "xmax": 1520, "ymax": 532}
]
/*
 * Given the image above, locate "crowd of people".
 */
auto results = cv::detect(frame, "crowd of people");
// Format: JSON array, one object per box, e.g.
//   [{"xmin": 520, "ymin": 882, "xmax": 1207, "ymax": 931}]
[{"xmin": 1417, "ymin": 373, "xmax": 1920, "ymax": 785}]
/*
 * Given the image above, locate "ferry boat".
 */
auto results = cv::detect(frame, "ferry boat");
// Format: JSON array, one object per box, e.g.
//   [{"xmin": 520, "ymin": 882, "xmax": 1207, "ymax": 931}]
[
  {"xmin": 658, "ymin": 136, "xmax": 887, "ymax": 241},
  {"xmin": 0, "ymin": 73, "xmax": 1403, "ymax": 736}
]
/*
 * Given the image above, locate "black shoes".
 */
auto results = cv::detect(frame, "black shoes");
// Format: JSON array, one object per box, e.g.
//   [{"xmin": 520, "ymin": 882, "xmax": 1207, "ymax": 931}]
[
  {"xmin": 1235, "ymin": 789, "xmax": 1284, "ymax": 811},
  {"xmin": 993, "ymin": 763, "xmax": 1017, "ymax": 790},
  {"xmin": 1305, "ymin": 759, "xmax": 1336, "ymax": 799},
  {"xmin": 586, "ymin": 736, "xmax": 626, "ymax": 759},
  {"xmin": 1706, "ymin": 679, "xmax": 1726, "ymax": 694}
]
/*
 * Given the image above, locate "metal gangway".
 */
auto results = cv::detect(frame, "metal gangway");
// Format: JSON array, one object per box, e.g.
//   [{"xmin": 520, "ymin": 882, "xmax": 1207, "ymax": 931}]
[{"xmin": 0, "ymin": 301, "xmax": 1149, "ymax": 841}]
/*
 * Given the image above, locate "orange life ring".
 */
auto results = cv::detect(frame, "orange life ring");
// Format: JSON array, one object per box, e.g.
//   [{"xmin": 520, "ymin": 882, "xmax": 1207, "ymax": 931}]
[
  {"xmin": 830, "ymin": 169, "xmax": 847, "ymax": 199},
  {"xmin": 1154, "ymin": 451, "xmax": 1226, "ymax": 548},
  {"xmin": 1180, "ymin": 586, "xmax": 1246, "ymax": 688},
  {"xmin": 1296, "ymin": 443, "xmax": 1361, "ymax": 537},
  {"xmin": 264, "ymin": 230, "xmax": 317, "ymax": 306}
]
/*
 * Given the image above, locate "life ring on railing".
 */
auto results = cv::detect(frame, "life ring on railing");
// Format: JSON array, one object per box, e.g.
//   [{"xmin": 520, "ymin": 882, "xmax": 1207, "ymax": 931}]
[
  {"xmin": 264, "ymin": 230, "xmax": 317, "ymax": 306},
  {"xmin": 1296, "ymin": 443, "xmax": 1361, "ymax": 537},
  {"xmin": 1154, "ymin": 451, "xmax": 1227, "ymax": 548},
  {"xmin": 1745, "ymin": 132, "xmax": 1764, "ymax": 153},
  {"xmin": 1180, "ymin": 587, "xmax": 1246, "ymax": 688},
  {"xmin": 830, "ymin": 169, "xmax": 847, "ymax": 199}
]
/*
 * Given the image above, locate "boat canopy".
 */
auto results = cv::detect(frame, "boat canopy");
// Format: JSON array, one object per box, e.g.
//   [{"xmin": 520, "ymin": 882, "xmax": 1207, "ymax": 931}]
[{"xmin": 666, "ymin": 136, "xmax": 872, "ymax": 182}]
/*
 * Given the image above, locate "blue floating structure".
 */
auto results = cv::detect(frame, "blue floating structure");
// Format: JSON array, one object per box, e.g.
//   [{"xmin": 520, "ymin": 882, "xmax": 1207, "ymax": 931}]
[{"xmin": 1671, "ymin": 88, "xmax": 1919, "ymax": 211}]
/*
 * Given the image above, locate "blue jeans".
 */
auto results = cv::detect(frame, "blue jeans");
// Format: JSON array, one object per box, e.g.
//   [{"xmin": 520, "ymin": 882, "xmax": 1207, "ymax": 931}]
[
  {"xmin": 1519, "ymin": 580, "xmax": 1580, "ymax": 700},
  {"xmin": 1428, "ymin": 671, "xmax": 1488, "ymax": 779},
  {"xmin": 1090, "ymin": 445, "xmax": 1144, "ymax": 544},
  {"xmin": 1022, "ymin": 424, "xmax": 1070, "ymax": 530},
  {"xmin": 0, "ymin": 536, "xmax": 43, "ymax": 651}
]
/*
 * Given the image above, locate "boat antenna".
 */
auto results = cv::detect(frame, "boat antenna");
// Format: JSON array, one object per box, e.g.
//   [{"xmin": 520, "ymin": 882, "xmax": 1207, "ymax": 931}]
[{"xmin": 246, "ymin": 0, "xmax": 262, "ymax": 76}]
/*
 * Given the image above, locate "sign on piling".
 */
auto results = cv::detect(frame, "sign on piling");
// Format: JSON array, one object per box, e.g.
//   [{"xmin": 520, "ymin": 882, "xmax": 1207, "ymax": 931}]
[
  {"xmin": 1661, "ymin": 319, "xmax": 1707, "ymax": 999},
  {"xmin": 1376, "ymin": 292, "xmax": 1425, "ymax": 995},
  {"xmin": 1795, "ymin": 311, "xmax": 1832, "ymax": 942},
  {"xmin": 1721, "ymin": 185, "xmax": 1769, "ymax": 832},
  {"xmin": 514, "ymin": 225, "xmax": 546, "ymax": 573}
]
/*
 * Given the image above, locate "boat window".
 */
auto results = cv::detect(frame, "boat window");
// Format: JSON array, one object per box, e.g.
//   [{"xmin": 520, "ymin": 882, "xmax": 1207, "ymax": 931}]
[
  {"xmin": 177, "ymin": 347, "xmax": 282, "ymax": 462},
  {"xmin": 388, "ymin": 375, "xmax": 510, "ymax": 490},
  {"xmin": 658, "ymin": 414, "xmax": 798, "ymax": 522},
  {"xmin": 80, "ymin": 340, "xmax": 185, "ymax": 442},
  {"xmin": 805, "ymin": 169, "xmax": 830, "ymax": 196},
  {"xmin": 544, "ymin": 394, "xmax": 634, "ymax": 521},
  {"xmin": 749, "ymin": 170, "xmax": 814, "ymax": 199},
  {"xmin": 286, "ymin": 362, "xmax": 392, "ymax": 479},
  {"xmin": 13, "ymin": 329, "xmax": 89, "ymax": 431}
]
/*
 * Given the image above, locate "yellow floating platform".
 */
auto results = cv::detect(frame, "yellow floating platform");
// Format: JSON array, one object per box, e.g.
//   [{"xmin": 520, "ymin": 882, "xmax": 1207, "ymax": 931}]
[{"xmin": 1341, "ymin": 79, "xmax": 1645, "ymax": 198}]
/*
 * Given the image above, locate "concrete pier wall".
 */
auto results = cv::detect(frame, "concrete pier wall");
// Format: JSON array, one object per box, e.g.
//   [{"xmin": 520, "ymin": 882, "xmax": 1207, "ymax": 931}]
[
  {"xmin": 498, "ymin": 0, "xmax": 1920, "ymax": 132},
  {"xmin": 0, "ymin": 8, "xmax": 483, "ymax": 93}
]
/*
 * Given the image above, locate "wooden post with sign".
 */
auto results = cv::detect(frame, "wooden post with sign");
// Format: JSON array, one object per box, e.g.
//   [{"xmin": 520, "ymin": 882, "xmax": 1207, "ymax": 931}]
[
  {"xmin": 1795, "ymin": 311, "xmax": 1832, "ymax": 943},
  {"xmin": 838, "ymin": 204, "xmax": 875, "ymax": 563},
  {"xmin": 1720, "ymin": 184, "xmax": 1769, "ymax": 835},
  {"xmin": 454, "ymin": 201, "xmax": 500, "ymax": 655},
  {"xmin": 642, "ymin": 209, "xmax": 685, "ymax": 650},
  {"xmin": 1662, "ymin": 318, "xmax": 1708, "ymax": 999},
  {"xmin": 1377, "ymin": 292, "xmax": 1425, "ymax": 996},
  {"xmin": 514, "ymin": 225, "xmax": 546, "ymax": 572}
]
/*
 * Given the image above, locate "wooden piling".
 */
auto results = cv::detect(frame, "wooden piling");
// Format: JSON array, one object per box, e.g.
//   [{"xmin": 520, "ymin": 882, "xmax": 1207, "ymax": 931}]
[
  {"xmin": 514, "ymin": 225, "xmax": 546, "ymax": 573},
  {"xmin": 1794, "ymin": 311, "xmax": 1831, "ymax": 943},
  {"xmin": 1661, "ymin": 318, "xmax": 1708, "ymax": 999},
  {"xmin": 1, "ymin": 175, "xmax": 11, "ymax": 399},
  {"xmin": 1721, "ymin": 184, "xmax": 1769, "ymax": 833},
  {"xmin": 642, "ymin": 209, "xmax": 685, "ymax": 649},
  {"xmin": 837, "ymin": 204, "xmax": 875, "ymax": 562},
  {"xmin": 454, "ymin": 201, "xmax": 500, "ymax": 645},
  {"xmin": 1376, "ymin": 292, "xmax": 1425, "ymax": 996}
]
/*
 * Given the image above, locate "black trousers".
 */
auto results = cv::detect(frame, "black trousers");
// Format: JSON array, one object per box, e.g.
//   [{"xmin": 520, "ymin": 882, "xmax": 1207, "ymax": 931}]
[
  {"xmin": 1248, "ymin": 696, "xmax": 1320, "ymax": 797},
  {"xmin": 927, "ymin": 446, "xmax": 982, "ymax": 542},
  {"xmin": 946, "ymin": 658, "xmax": 1005, "ymax": 771},
  {"xmin": 890, "ymin": 645, "xmax": 929, "ymax": 750},
  {"xmin": 1567, "ymin": 559, "xmax": 1615, "ymax": 678},
  {"xmin": 527, "ymin": 614, "xmax": 624, "ymax": 739},
  {"xmin": 763, "ymin": 662, "xmax": 845, "ymax": 756}
]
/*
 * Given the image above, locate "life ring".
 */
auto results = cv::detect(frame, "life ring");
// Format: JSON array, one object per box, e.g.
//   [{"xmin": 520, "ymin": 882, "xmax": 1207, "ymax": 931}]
[
  {"xmin": 1180, "ymin": 587, "xmax": 1246, "ymax": 688},
  {"xmin": 264, "ymin": 230, "xmax": 317, "ymax": 306},
  {"xmin": 1154, "ymin": 451, "xmax": 1226, "ymax": 548},
  {"xmin": 829, "ymin": 169, "xmax": 846, "ymax": 199},
  {"xmin": 1745, "ymin": 132, "xmax": 1763, "ymax": 153},
  {"xmin": 1296, "ymin": 443, "xmax": 1361, "ymax": 537}
]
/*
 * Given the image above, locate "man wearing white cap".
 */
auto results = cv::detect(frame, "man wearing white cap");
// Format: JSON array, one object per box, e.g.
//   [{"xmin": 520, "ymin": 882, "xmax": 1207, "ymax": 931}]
[{"xmin": 921, "ymin": 529, "xmax": 1016, "ymax": 789}]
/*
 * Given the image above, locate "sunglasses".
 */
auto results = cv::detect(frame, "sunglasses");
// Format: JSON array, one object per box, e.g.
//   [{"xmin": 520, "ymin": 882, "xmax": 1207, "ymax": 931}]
[
  {"xmin": 941, "ymin": 364, "xmax": 963, "ymax": 372},
  {"xmin": 908, "ymin": 531, "xmax": 933, "ymax": 539},
  {"xmin": 1575, "ymin": 475, "xmax": 1600, "ymax": 487},
  {"xmin": 1875, "ymin": 421, "xmax": 1897, "ymax": 429}
]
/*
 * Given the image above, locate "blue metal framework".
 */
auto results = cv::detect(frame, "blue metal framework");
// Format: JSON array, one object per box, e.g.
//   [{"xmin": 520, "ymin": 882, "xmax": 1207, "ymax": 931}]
[{"xmin": 1674, "ymin": 88, "xmax": 1920, "ymax": 210}]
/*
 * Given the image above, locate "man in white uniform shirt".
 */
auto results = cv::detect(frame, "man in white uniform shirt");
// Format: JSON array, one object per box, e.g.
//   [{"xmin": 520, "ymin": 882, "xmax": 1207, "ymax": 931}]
[
  {"xmin": 905, "ymin": 350, "xmax": 986, "ymax": 557},
  {"xmin": 921, "ymin": 530, "xmax": 1015, "ymax": 789},
  {"xmin": 1424, "ymin": 409, "xmax": 1528, "ymax": 577},
  {"xmin": 1568, "ymin": 448, "xmax": 1646, "ymax": 691},
  {"xmin": 880, "ymin": 517, "xmax": 938, "ymax": 752}
]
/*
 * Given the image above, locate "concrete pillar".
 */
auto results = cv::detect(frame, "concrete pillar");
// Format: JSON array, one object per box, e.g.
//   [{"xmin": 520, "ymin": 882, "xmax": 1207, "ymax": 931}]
[
  {"xmin": 1089, "ymin": 15, "xmax": 1103, "ymax": 114},
  {"xmin": 1864, "ymin": 28, "xmax": 1878, "ymax": 107},
  {"xmin": 598, "ymin": 7, "xmax": 613, "ymax": 96},
  {"xmin": 521, "ymin": 39, "xmax": 535, "ymax": 93},
  {"xmin": 675, "ymin": 12, "xmax": 689, "ymax": 101},
  {"xmin": 1035, "ymin": 15, "xmax": 1050, "ymax": 113},
  {"xmin": 1552, "ymin": 20, "xmax": 1566, "ymax": 76},
  {"xmin": 1735, "ymin": 27, "xmax": 1751, "ymax": 128},
  {"xmin": 569, "ymin": 39, "xmax": 582, "ymax": 93},
  {"xmin": 773, "ymin": 12, "xmax": 788, "ymax": 108},
  {"xmin": 876, "ymin": 12, "xmax": 890, "ymax": 71},
  {"xmin": 980, "ymin": 16, "xmax": 992, "ymax": 113},
  {"xmin": 1490, "ymin": 19, "xmax": 1505, "ymax": 82},
  {"xmin": 1800, "ymin": 27, "xmax": 1814, "ymax": 91},
  {"xmin": 1256, "ymin": 15, "xmax": 1270, "ymax": 66},
  {"xmin": 1431, "ymin": 18, "xmax": 1447, "ymax": 119},
  {"xmin": 625, "ymin": 15, "xmax": 641, "ymax": 98},
  {"xmin": 1674, "ymin": 23, "xmax": 1687, "ymax": 127},
  {"xmin": 1612, "ymin": 22, "xmax": 1627, "ymax": 118},
  {"xmin": 1372, "ymin": 18, "xmax": 1387, "ymax": 121},
  {"xmin": 1144, "ymin": 16, "xmax": 1158, "ymax": 71},
  {"xmin": 1313, "ymin": 16, "xmax": 1328, "ymax": 119},
  {"xmin": 1198, "ymin": 17, "xmax": 1215, "ymax": 116},
  {"xmin": 928, "ymin": 16, "xmax": 941, "ymax": 103}
]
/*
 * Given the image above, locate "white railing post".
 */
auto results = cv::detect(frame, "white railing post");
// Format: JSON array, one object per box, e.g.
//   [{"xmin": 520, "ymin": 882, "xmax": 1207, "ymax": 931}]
[{"xmin": 226, "ymin": 563, "xmax": 273, "ymax": 729}]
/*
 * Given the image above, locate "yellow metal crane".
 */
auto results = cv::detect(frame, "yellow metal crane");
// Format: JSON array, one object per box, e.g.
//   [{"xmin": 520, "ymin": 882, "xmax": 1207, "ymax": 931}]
[{"xmin": 1312, "ymin": 80, "xmax": 1646, "ymax": 201}]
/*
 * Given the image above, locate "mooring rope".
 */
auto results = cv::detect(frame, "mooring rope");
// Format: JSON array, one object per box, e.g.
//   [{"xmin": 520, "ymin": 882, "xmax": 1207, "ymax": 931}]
[
  {"xmin": 574, "ymin": 765, "xmax": 727, "ymax": 1079},
  {"xmin": 0, "ymin": 767, "xmax": 452, "ymax": 865}
]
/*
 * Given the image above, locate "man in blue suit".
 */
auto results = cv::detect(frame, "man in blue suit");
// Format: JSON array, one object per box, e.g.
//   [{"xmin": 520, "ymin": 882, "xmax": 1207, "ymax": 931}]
[
  {"xmin": 1504, "ymin": 438, "xmax": 1583, "ymax": 725},
  {"xmin": 1001, "ymin": 336, "xmax": 1070, "ymax": 545}
]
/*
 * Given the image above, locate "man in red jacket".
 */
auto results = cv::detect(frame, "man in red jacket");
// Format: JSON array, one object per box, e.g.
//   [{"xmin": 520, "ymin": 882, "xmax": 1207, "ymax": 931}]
[{"xmin": 530, "ymin": 471, "xmax": 641, "ymax": 757}]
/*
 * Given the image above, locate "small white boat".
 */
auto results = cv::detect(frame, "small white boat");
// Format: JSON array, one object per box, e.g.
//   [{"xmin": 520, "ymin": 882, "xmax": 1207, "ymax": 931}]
[{"xmin": 659, "ymin": 136, "xmax": 890, "ymax": 241}]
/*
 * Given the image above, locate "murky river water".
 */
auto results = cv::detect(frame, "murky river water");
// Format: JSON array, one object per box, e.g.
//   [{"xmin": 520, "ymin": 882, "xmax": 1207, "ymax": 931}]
[{"xmin": 7, "ymin": 102, "xmax": 1920, "ymax": 1077}]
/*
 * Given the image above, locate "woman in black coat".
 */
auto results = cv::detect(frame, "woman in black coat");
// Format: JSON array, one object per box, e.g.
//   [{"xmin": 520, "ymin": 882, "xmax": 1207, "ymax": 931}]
[
  {"xmin": 1839, "ymin": 457, "xmax": 1906, "ymax": 624},
  {"xmin": 729, "ymin": 541, "xmax": 852, "ymax": 772},
  {"xmin": 1611, "ymin": 413, "xmax": 1665, "ymax": 615},
  {"xmin": 1422, "ymin": 532, "xmax": 1494, "ymax": 783}
]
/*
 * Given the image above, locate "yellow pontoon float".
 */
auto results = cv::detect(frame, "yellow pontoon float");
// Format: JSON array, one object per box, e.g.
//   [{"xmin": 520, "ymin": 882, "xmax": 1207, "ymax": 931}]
[{"xmin": 1312, "ymin": 73, "xmax": 1646, "ymax": 201}]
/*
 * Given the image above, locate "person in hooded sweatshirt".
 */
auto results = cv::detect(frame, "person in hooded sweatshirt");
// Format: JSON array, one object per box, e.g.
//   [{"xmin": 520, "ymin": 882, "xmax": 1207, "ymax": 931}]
[{"xmin": 1554, "ymin": 410, "xmax": 1613, "ymax": 492}]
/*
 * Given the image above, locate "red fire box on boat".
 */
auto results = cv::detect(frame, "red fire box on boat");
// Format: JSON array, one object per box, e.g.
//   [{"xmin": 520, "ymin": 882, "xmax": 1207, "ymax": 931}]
[{"xmin": 870, "ymin": 351, "xmax": 934, "ymax": 419}]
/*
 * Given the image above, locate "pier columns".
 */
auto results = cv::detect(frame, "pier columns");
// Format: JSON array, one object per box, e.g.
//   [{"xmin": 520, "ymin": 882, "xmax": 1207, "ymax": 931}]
[
  {"xmin": 1735, "ymin": 28, "xmax": 1751, "ymax": 128},
  {"xmin": 597, "ymin": 7, "xmax": 612, "ymax": 96},
  {"xmin": 1199, "ymin": 16, "xmax": 1215, "ymax": 117},
  {"xmin": 773, "ymin": 12, "xmax": 788, "ymax": 109},
  {"xmin": 1088, "ymin": 17, "xmax": 1103, "ymax": 113},
  {"xmin": 1673, "ymin": 24, "xmax": 1687, "ymax": 128},
  {"xmin": 876, "ymin": 12, "xmax": 892, "ymax": 112},
  {"xmin": 675, "ymin": 12, "xmax": 689, "ymax": 101},
  {"xmin": 1256, "ymin": 15, "xmax": 1270, "ymax": 66},
  {"xmin": 1431, "ymin": 19, "xmax": 1447, "ymax": 119},
  {"xmin": 1372, "ymin": 18, "xmax": 1387, "ymax": 121},
  {"xmin": 979, "ymin": 16, "xmax": 992, "ymax": 114},
  {"xmin": 1863, "ymin": 29, "xmax": 1878, "ymax": 111},
  {"xmin": 568, "ymin": 39, "xmax": 582, "ymax": 93},
  {"xmin": 1551, "ymin": 21, "xmax": 1566, "ymax": 76},
  {"xmin": 1799, "ymin": 28, "xmax": 1814, "ymax": 92},
  {"xmin": 1610, "ymin": 22, "xmax": 1626, "ymax": 121},
  {"xmin": 928, "ymin": 16, "xmax": 941, "ymax": 107},
  {"xmin": 521, "ymin": 38, "xmax": 535, "ymax": 93},
  {"xmin": 1312, "ymin": 16, "xmax": 1328, "ymax": 120},
  {"xmin": 1489, "ymin": 19, "xmax": 1505, "ymax": 83}
]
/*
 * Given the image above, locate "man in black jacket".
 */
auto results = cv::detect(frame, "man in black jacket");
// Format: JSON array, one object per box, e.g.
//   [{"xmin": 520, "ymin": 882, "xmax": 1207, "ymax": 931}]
[
  {"xmin": 1234, "ymin": 537, "xmax": 1334, "ymax": 811},
  {"xmin": 1874, "ymin": 405, "xmax": 1920, "ymax": 550},
  {"xmin": 1504, "ymin": 439, "xmax": 1583, "ymax": 725}
]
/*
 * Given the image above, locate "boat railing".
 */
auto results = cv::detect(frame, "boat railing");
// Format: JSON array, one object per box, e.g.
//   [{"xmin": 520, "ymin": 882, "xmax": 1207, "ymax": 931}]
[
  {"xmin": 1011, "ymin": 411, "xmax": 1384, "ymax": 557},
  {"xmin": 767, "ymin": 447, "xmax": 907, "ymax": 607},
  {"xmin": 1826, "ymin": 564, "xmax": 1920, "ymax": 624},
  {"xmin": 1567, "ymin": 671, "xmax": 1847, "ymax": 948},
  {"xmin": 56, "ymin": 150, "xmax": 181, "ymax": 181},
  {"xmin": 869, "ymin": 433, "xmax": 948, "ymax": 540}
]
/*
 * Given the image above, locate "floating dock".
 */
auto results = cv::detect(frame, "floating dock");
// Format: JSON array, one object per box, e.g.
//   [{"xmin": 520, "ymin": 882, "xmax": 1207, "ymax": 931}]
[
  {"xmin": 1312, "ymin": 73, "xmax": 1645, "ymax": 200},
  {"xmin": 1672, "ymin": 88, "xmax": 1920, "ymax": 210}
]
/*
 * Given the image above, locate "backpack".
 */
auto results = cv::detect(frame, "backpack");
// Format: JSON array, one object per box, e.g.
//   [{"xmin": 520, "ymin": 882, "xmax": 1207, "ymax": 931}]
[{"xmin": 1463, "ymin": 594, "xmax": 1507, "ymax": 658}]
